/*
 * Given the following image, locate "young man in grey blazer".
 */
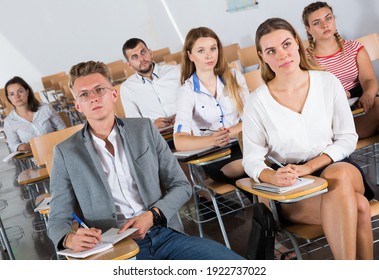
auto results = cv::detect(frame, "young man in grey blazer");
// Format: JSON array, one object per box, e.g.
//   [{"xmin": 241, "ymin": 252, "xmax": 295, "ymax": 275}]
[{"xmin": 47, "ymin": 60, "xmax": 243, "ymax": 260}]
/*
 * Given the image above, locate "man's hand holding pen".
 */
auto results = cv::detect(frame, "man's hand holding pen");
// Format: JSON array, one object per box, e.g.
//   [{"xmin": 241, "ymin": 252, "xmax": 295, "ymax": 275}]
[
  {"xmin": 65, "ymin": 227, "xmax": 102, "ymax": 252},
  {"xmin": 66, "ymin": 213, "xmax": 102, "ymax": 252}
]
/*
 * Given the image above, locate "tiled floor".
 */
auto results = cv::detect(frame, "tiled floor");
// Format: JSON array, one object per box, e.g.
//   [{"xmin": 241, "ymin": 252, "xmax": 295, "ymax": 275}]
[{"xmin": 1, "ymin": 133, "xmax": 379, "ymax": 260}]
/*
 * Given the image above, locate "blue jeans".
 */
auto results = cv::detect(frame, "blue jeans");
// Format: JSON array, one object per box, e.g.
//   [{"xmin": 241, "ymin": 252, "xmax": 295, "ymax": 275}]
[{"xmin": 135, "ymin": 227, "xmax": 245, "ymax": 260}]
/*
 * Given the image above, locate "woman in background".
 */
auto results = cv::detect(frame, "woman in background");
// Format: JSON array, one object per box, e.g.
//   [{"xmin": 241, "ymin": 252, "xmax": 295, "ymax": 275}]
[
  {"xmin": 174, "ymin": 26, "xmax": 249, "ymax": 187},
  {"xmin": 4, "ymin": 76, "xmax": 66, "ymax": 152},
  {"xmin": 243, "ymin": 17, "xmax": 373, "ymax": 259},
  {"xmin": 302, "ymin": 1, "xmax": 379, "ymax": 139}
]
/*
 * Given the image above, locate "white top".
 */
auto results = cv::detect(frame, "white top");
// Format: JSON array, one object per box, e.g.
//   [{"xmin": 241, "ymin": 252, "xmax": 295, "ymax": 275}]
[
  {"xmin": 120, "ymin": 63, "xmax": 181, "ymax": 121},
  {"xmin": 242, "ymin": 70, "xmax": 358, "ymax": 182},
  {"xmin": 174, "ymin": 69, "xmax": 249, "ymax": 136},
  {"xmin": 3, "ymin": 102, "xmax": 66, "ymax": 152},
  {"xmin": 91, "ymin": 127, "xmax": 145, "ymax": 222}
]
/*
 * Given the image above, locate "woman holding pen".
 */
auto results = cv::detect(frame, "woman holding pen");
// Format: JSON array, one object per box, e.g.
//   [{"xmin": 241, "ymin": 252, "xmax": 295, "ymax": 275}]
[
  {"xmin": 242, "ymin": 17, "xmax": 374, "ymax": 259},
  {"xmin": 173, "ymin": 26, "xmax": 249, "ymax": 186}
]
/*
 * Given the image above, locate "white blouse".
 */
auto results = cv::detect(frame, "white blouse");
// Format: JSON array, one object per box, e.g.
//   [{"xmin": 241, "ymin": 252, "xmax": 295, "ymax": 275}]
[
  {"xmin": 174, "ymin": 69, "xmax": 249, "ymax": 136},
  {"xmin": 242, "ymin": 70, "xmax": 358, "ymax": 182},
  {"xmin": 4, "ymin": 102, "xmax": 66, "ymax": 152}
]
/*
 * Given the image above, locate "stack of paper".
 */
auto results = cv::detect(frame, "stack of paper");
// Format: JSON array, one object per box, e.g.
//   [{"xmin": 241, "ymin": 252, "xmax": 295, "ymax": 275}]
[{"xmin": 253, "ymin": 178, "xmax": 314, "ymax": 194}]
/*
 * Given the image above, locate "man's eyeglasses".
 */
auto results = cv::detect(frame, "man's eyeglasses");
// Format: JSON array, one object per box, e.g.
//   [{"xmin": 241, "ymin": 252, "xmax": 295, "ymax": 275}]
[{"xmin": 76, "ymin": 86, "xmax": 113, "ymax": 102}]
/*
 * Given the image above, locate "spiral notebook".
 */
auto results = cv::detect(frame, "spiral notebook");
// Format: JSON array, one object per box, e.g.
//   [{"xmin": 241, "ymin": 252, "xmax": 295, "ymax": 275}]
[{"xmin": 253, "ymin": 177, "xmax": 314, "ymax": 194}]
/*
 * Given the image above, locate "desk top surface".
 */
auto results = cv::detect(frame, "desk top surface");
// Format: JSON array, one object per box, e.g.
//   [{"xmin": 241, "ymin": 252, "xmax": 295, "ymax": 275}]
[
  {"xmin": 17, "ymin": 166, "xmax": 49, "ymax": 185},
  {"xmin": 67, "ymin": 238, "xmax": 139, "ymax": 260},
  {"xmin": 236, "ymin": 175, "xmax": 328, "ymax": 201}
]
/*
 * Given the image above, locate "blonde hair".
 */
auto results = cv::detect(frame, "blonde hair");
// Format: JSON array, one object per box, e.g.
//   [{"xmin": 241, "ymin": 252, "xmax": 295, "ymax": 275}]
[
  {"xmin": 181, "ymin": 27, "xmax": 244, "ymax": 114},
  {"xmin": 255, "ymin": 18, "xmax": 318, "ymax": 83}
]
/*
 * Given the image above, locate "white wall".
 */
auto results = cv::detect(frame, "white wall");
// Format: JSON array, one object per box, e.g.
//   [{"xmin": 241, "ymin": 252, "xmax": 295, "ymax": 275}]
[{"xmin": 0, "ymin": 0, "xmax": 378, "ymax": 92}]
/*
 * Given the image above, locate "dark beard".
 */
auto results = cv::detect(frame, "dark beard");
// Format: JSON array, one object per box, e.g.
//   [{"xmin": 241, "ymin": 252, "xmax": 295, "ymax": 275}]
[{"xmin": 139, "ymin": 62, "xmax": 153, "ymax": 74}]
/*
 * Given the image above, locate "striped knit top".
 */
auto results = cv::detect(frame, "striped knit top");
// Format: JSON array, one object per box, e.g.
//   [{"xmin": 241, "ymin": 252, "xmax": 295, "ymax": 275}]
[{"xmin": 310, "ymin": 40, "xmax": 364, "ymax": 91}]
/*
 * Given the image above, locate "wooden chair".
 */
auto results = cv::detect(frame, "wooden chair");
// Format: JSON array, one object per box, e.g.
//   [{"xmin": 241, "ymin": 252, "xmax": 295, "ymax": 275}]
[
  {"xmin": 0, "ymin": 88, "xmax": 12, "ymax": 116},
  {"xmin": 243, "ymin": 69, "xmax": 264, "ymax": 92},
  {"xmin": 29, "ymin": 124, "xmax": 84, "ymax": 167},
  {"xmin": 106, "ymin": 60, "xmax": 128, "ymax": 84},
  {"xmin": 237, "ymin": 45, "xmax": 260, "ymax": 72},
  {"xmin": 163, "ymin": 52, "xmax": 182, "ymax": 64},
  {"xmin": 356, "ymin": 33, "xmax": 379, "ymax": 61},
  {"xmin": 237, "ymin": 131, "xmax": 379, "ymax": 259},
  {"xmin": 177, "ymin": 148, "xmax": 252, "ymax": 249},
  {"xmin": 223, "ymin": 43, "xmax": 240, "ymax": 63},
  {"xmin": 113, "ymin": 84, "xmax": 125, "ymax": 118},
  {"xmin": 58, "ymin": 111, "xmax": 72, "ymax": 127},
  {"xmin": 41, "ymin": 72, "xmax": 67, "ymax": 91},
  {"xmin": 152, "ymin": 47, "xmax": 171, "ymax": 63}
]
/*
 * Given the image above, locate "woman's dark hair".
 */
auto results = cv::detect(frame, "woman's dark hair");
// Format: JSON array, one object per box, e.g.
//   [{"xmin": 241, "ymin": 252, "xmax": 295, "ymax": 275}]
[{"xmin": 5, "ymin": 76, "xmax": 40, "ymax": 112}]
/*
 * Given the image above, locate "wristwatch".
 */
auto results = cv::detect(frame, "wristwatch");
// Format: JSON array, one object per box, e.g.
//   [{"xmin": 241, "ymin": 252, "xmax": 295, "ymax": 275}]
[{"xmin": 149, "ymin": 208, "xmax": 162, "ymax": 227}]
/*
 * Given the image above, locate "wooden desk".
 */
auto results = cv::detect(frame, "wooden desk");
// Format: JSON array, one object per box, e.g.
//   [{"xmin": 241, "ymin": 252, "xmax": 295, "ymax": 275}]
[
  {"xmin": 236, "ymin": 175, "xmax": 328, "ymax": 203},
  {"xmin": 352, "ymin": 107, "xmax": 365, "ymax": 118},
  {"xmin": 13, "ymin": 151, "xmax": 35, "ymax": 170},
  {"xmin": 67, "ymin": 238, "xmax": 139, "ymax": 260},
  {"xmin": 17, "ymin": 166, "xmax": 50, "ymax": 200},
  {"xmin": 18, "ymin": 166, "xmax": 49, "ymax": 185}
]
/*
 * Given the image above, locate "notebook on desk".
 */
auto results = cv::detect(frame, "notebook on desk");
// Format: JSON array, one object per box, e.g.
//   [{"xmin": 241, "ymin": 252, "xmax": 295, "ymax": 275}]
[
  {"xmin": 2, "ymin": 151, "xmax": 29, "ymax": 162},
  {"xmin": 173, "ymin": 138, "xmax": 238, "ymax": 162},
  {"xmin": 252, "ymin": 177, "xmax": 315, "ymax": 194},
  {"xmin": 57, "ymin": 227, "xmax": 138, "ymax": 259}
]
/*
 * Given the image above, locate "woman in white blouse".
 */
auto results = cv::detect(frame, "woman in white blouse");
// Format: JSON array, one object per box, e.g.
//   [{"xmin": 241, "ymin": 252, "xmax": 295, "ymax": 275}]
[
  {"xmin": 174, "ymin": 26, "xmax": 249, "ymax": 186},
  {"xmin": 243, "ymin": 18, "xmax": 373, "ymax": 259},
  {"xmin": 4, "ymin": 76, "xmax": 66, "ymax": 152}
]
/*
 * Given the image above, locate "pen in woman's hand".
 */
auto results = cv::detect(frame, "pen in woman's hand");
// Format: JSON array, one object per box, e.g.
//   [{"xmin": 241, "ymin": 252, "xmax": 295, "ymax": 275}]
[
  {"xmin": 200, "ymin": 128, "xmax": 219, "ymax": 132},
  {"xmin": 266, "ymin": 155, "xmax": 301, "ymax": 181}
]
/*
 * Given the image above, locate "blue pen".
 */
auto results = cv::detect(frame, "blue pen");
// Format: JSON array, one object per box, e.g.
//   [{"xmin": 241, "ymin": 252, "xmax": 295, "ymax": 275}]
[{"xmin": 72, "ymin": 213, "xmax": 89, "ymax": 229}]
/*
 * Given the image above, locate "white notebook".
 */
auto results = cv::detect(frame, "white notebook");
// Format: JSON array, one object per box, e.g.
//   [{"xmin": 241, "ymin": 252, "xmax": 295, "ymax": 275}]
[
  {"xmin": 252, "ymin": 178, "xmax": 314, "ymax": 194},
  {"xmin": 34, "ymin": 197, "xmax": 52, "ymax": 212},
  {"xmin": 57, "ymin": 227, "xmax": 137, "ymax": 259},
  {"xmin": 2, "ymin": 151, "xmax": 29, "ymax": 162}
]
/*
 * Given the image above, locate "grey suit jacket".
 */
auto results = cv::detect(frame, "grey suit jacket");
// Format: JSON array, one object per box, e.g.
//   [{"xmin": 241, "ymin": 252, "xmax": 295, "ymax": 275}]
[{"xmin": 47, "ymin": 117, "xmax": 191, "ymax": 249}]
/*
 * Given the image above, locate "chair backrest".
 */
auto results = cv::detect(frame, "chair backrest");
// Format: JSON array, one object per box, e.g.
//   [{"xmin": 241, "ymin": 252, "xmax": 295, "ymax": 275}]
[
  {"xmin": 243, "ymin": 69, "xmax": 264, "ymax": 92},
  {"xmin": 34, "ymin": 92, "xmax": 42, "ymax": 102},
  {"xmin": 165, "ymin": 60, "xmax": 178, "ymax": 65},
  {"xmin": 152, "ymin": 47, "xmax": 171, "ymax": 63},
  {"xmin": 41, "ymin": 72, "xmax": 67, "ymax": 90},
  {"xmin": 113, "ymin": 84, "xmax": 125, "ymax": 118},
  {"xmin": 44, "ymin": 153, "xmax": 54, "ymax": 176},
  {"xmin": 223, "ymin": 43, "xmax": 240, "ymax": 62},
  {"xmin": 58, "ymin": 111, "xmax": 72, "ymax": 127},
  {"xmin": 106, "ymin": 60, "xmax": 128, "ymax": 84},
  {"xmin": 163, "ymin": 52, "xmax": 182, "ymax": 64},
  {"xmin": 0, "ymin": 88, "xmax": 13, "ymax": 116},
  {"xmin": 237, "ymin": 45, "xmax": 260, "ymax": 70},
  {"xmin": 51, "ymin": 75, "xmax": 69, "ymax": 92},
  {"xmin": 29, "ymin": 124, "xmax": 84, "ymax": 166},
  {"xmin": 356, "ymin": 33, "xmax": 379, "ymax": 61}
]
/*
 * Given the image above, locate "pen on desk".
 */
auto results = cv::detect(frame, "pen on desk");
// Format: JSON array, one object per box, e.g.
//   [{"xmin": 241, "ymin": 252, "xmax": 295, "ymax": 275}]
[
  {"xmin": 266, "ymin": 155, "xmax": 301, "ymax": 181},
  {"xmin": 72, "ymin": 213, "xmax": 89, "ymax": 229}
]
